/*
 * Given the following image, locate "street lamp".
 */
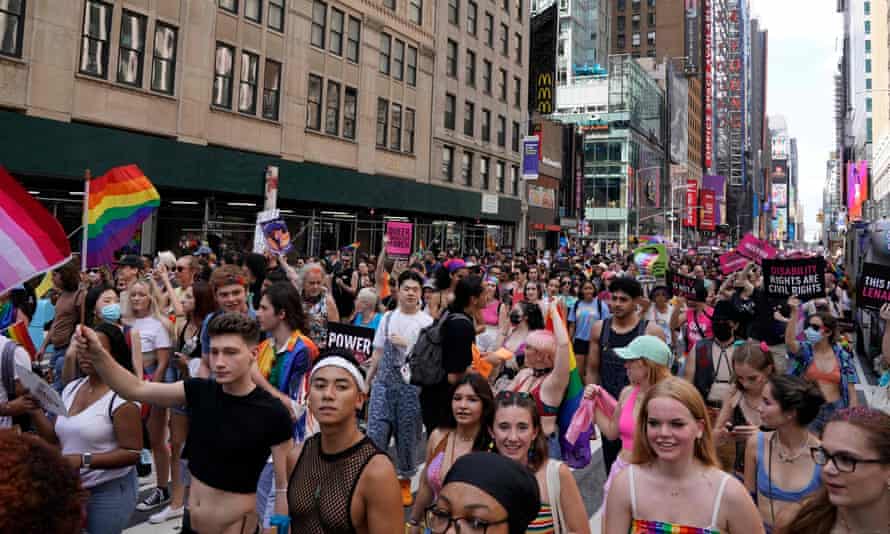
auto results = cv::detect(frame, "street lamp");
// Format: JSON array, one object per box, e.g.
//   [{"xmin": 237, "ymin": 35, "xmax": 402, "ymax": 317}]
[{"xmin": 669, "ymin": 183, "xmax": 693, "ymax": 248}]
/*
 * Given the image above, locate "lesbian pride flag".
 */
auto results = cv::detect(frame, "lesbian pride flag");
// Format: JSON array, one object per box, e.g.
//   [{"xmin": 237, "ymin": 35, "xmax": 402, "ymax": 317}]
[{"xmin": 0, "ymin": 167, "xmax": 71, "ymax": 293}]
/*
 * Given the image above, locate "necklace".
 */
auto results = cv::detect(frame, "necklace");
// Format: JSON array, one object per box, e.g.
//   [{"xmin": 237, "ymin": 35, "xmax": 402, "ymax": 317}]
[
  {"xmin": 775, "ymin": 432, "xmax": 810, "ymax": 463},
  {"xmin": 456, "ymin": 432, "xmax": 475, "ymax": 442}
]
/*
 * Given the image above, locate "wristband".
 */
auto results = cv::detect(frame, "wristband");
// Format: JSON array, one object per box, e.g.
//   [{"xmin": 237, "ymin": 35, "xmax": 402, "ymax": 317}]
[{"xmin": 407, "ymin": 519, "xmax": 420, "ymax": 526}]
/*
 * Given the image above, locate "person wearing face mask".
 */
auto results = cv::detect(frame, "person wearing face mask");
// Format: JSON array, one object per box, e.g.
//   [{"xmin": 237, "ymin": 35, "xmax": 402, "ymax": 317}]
[
  {"xmin": 785, "ymin": 299, "xmax": 858, "ymax": 435},
  {"xmin": 495, "ymin": 301, "xmax": 545, "ymax": 374},
  {"xmin": 684, "ymin": 300, "xmax": 744, "ymax": 413}
]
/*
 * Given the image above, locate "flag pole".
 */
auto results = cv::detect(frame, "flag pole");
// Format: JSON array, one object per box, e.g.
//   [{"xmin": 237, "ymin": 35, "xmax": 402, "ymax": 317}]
[{"xmin": 80, "ymin": 169, "xmax": 91, "ymax": 325}]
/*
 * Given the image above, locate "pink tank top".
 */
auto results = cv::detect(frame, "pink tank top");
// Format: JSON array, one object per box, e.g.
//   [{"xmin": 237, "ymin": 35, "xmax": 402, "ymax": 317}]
[
  {"xmin": 619, "ymin": 387, "xmax": 640, "ymax": 451},
  {"xmin": 481, "ymin": 299, "xmax": 500, "ymax": 326}
]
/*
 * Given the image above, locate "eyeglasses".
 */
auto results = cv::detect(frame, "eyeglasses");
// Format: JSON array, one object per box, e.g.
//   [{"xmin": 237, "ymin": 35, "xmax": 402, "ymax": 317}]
[
  {"xmin": 426, "ymin": 506, "xmax": 509, "ymax": 534},
  {"xmin": 811, "ymin": 446, "xmax": 884, "ymax": 473},
  {"xmin": 176, "ymin": 266, "xmax": 189, "ymax": 272},
  {"xmin": 806, "ymin": 323, "xmax": 824, "ymax": 331}
]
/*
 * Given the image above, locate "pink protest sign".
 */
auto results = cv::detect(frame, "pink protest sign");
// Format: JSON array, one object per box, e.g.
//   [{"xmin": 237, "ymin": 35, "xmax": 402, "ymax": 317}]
[
  {"xmin": 737, "ymin": 233, "xmax": 777, "ymax": 264},
  {"xmin": 719, "ymin": 252, "xmax": 749, "ymax": 275},
  {"xmin": 386, "ymin": 221, "xmax": 413, "ymax": 258}
]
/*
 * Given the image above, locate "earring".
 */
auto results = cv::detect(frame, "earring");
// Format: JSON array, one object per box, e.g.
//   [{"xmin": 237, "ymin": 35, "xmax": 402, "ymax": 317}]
[{"xmin": 528, "ymin": 448, "xmax": 535, "ymax": 462}]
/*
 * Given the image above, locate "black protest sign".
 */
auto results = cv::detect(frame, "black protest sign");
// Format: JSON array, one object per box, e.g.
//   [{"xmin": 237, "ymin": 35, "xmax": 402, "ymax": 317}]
[
  {"xmin": 326, "ymin": 322, "xmax": 376, "ymax": 364},
  {"xmin": 858, "ymin": 262, "xmax": 890, "ymax": 312},
  {"xmin": 667, "ymin": 270, "xmax": 698, "ymax": 301},
  {"xmin": 762, "ymin": 257, "xmax": 826, "ymax": 301}
]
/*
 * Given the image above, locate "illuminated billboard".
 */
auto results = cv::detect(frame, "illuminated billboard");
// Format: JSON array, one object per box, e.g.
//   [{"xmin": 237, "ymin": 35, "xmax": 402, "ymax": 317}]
[{"xmin": 847, "ymin": 161, "xmax": 868, "ymax": 220}]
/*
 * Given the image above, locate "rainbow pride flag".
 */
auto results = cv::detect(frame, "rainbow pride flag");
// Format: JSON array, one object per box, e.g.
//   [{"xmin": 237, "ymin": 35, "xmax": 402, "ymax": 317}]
[
  {"xmin": 3, "ymin": 321, "xmax": 36, "ymax": 360},
  {"xmin": 0, "ymin": 166, "xmax": 72, "ymax": 293},
  {"xmin": 545, "ymin": 304, "xmax": 592, "ymax": 468},
  {"xmin": 86, "ymin": 165, "xmax": 159, "ymax": 267}
]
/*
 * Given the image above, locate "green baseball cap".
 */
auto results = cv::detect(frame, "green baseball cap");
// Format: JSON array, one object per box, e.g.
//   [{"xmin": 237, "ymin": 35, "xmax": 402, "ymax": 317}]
[{"xmin": 614, "ymin": 335, "xmax": 672, "ymax": 367}]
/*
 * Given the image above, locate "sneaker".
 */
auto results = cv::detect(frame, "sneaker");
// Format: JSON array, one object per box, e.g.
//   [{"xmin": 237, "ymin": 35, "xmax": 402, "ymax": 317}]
[
  {"xmin": 136, "ymin": 487, "xmax": 170, "ymax": 511},
  {"xmin": 149, "ymin": 504, "xmax": 185, "ymax": 524},
  {"xmin": 400, "ymin": 478, "xmax": 413, "ymax": 507}
]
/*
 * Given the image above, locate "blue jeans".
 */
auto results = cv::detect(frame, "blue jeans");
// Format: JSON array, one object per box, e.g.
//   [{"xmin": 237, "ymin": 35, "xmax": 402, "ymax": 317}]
[
  {"xmin": 86, "ymin": 469, "xmax": 137, "ymax": 534},
  {"xmin": 51, "ymin": 345, "xmax": 68, "ymax": 393}
]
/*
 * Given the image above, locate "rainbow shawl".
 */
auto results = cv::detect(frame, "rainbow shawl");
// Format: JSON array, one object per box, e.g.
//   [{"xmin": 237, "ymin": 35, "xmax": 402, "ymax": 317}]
[
  {"xmin": 546, "ymin": 305, "xmax": 593, "ymax": 469},
  {"xmin": 256, "ymin": 330, "xmax": 319, "ymax": 442}
]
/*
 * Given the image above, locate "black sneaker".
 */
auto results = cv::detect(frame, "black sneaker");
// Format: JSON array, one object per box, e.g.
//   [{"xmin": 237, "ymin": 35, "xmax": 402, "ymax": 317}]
[{"xmin": 136, "ymin": 487, "xmax": 170, "ymax": 511}]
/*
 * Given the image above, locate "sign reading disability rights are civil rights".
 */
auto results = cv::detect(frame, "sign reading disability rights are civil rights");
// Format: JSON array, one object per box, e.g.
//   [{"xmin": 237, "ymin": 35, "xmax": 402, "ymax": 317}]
[{"xmin": 762, "ymin": 257, "xmax": 826, "ymax": 301}]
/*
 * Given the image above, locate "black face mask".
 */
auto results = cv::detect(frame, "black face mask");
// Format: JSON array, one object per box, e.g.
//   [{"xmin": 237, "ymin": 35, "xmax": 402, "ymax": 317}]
[
  {"xmin": 509, "ymin": 312, "xmax": 522, "ymax": 325},
  {"xmin": 713, "ymin": 321, "xmax": 733, "ymax": 342}
]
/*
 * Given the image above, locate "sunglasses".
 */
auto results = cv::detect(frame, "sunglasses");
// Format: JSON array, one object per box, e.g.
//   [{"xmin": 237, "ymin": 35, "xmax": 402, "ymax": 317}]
[
  {"xmin": 176, "ymin": 266, "xmax": 189, "ymax": 272},
  {"xmin": 496, "ymin": 390, "xmax": 533, "ymax": 402}
]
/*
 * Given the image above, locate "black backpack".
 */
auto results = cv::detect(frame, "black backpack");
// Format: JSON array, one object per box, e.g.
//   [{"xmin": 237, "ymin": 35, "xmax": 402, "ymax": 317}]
[{"xmin": 406, "ymin": 311, "xmax": 471, "ymax": 386}]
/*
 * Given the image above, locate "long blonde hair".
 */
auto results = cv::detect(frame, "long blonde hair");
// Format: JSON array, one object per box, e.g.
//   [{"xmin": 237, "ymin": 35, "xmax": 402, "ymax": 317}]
[
  {"xmin": 127, "ymin": 279, "xmax": 174, "ymax": 337},
  {"xmin": 631, "ymin": 377, "xmax": 720, "ymax": 468}
]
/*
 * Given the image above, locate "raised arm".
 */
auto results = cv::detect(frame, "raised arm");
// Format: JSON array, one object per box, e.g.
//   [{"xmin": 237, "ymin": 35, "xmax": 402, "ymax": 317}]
[
  {"xmin": 585, "ymin": 320, "xmax": 603, "ymax": 385},
  {"xmin": 543, "ymin": 303, "xmax": 572, "ymax": 403},
  {"xmin": 375, "ymin": 236, "xmax": 388, "ymax": 291},
  {"xmin": 77, "ymin": 325, "xmax": 186, "ymax": 407},
  {"xmin": 785, "ymin": 296, "xmax": 801, "ymax": 355},
  {"xmin": 669, "ymin": 297, "xmax": 686, "ymax": 330},
  {"xmin": 881, "ymin": 304, "xmax": 890, "ymax": 367}
]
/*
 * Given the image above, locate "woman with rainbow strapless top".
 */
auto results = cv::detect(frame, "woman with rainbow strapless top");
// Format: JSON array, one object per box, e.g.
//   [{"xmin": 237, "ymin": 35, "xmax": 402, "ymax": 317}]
[{"xmin": 604, "ymin": 378, "xmax": 763, "ymax": 534}]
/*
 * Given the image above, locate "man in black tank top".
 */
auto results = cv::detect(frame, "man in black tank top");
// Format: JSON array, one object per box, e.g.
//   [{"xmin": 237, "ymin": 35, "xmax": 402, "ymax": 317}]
[
  {"xmin": 586, "ymin": 277, "xmax": 665, "ymax": 474},
  {"xmin": 287, "ymin": 350, "xmax": 402, "ymax": 534}
]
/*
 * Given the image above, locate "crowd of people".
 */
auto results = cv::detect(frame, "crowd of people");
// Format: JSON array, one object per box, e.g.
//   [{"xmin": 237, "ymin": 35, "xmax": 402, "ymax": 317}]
[{"xmin": 0, "ymin": 238, "xmax": 888, "ymax": 534}]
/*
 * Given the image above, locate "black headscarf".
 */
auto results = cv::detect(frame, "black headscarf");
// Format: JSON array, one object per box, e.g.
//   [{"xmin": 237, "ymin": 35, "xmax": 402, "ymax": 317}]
[{"xmin": 443, "ymin": 452, "xmax": 541, "ymax": 534}]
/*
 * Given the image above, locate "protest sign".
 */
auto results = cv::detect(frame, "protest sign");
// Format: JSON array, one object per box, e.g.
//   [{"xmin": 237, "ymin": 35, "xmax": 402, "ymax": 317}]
[
  {"xmin": 719, "ymin": 252, "xmax": 749, "ymax": 275},
  {"xmin": 737, "ymin": 233, "xmax": 778, "ymax": 264},
  {"xmin": 858, "ymin": 262, "xmax": 890, "ymax": 312},
  {"xmin": 632, "ymin": 244, "xmax": 668, "ymax": 278},
  {"xmin": 667, "ymin": 270, "xmax": 698, "ymax": 301},
  {"xmin": 262, "ymin": 219, "xmax": 292, "ymax": 255},
  {"xmin": 386, "ymin": 221, "xmax": 413, "ymax": 259},
  {"xmin": 762, "ymin": 257, "xmax": 826, "ymax": 301},
  {"xmin": 15, "ymin": 364, "xmax": 66, "ymax": 416},
  {"xmin": 326, "ymin": 322, "xmax": 376, "ymax": 364},
  {"xmin": 253, "ymin": 209, "xmax": 279, "ymax": 253}
]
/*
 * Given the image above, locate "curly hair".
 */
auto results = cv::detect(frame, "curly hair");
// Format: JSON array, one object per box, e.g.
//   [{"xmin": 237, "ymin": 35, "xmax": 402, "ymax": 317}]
[{"xmin": 0, "ymin": 430, "xmax": 86, "ymax": 533}]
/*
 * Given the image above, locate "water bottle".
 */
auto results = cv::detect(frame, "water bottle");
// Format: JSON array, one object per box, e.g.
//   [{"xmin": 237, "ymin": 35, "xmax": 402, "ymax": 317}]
[{"xmin": 270, "ymin": 514, "xmax": 290, "ymax": 534}]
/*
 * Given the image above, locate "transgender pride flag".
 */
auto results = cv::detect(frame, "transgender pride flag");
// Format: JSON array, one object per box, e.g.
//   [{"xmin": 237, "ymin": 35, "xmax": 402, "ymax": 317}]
[{"xmin": 0, "ymin": 166, "xmax": 72, "ymax": 293}]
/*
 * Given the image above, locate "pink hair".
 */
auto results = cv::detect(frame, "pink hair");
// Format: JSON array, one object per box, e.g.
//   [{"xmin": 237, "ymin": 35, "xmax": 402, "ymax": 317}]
[{"xmin": 526, "ymin": 330, "xmax": 556, "ymax": 358}]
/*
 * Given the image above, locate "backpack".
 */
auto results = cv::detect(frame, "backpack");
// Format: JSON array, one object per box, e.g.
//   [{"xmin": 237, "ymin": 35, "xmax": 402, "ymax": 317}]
[
  {"xmin": 2, "ymin": 340, "xmax": 32, "ymax": 431},
  {"xmin": 405, "ymin": 311, "xmax": 471, "ymax": 387}
]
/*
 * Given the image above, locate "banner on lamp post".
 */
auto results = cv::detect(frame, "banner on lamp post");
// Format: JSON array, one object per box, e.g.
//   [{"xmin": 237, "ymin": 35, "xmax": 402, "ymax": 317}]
[
  {"xmin": 699, "ymin": 189, "xmax": 716, "ymax": 231},
  {"xmin": 522, "ymin": 137, "xmax": 540, "ymax": 180},
  {"xmin": 683, "ymin": 179, "xmax": 698, "ymax": 227}
]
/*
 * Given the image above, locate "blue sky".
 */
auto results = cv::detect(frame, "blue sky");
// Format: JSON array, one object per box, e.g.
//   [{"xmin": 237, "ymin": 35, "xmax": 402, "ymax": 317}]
[{"xmin": 749, "ymin": 0, "xmax": 841, "ymax": 241}]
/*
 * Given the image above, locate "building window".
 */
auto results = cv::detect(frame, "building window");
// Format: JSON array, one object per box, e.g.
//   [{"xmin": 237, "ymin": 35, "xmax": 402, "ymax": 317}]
[
  {"xmin": 448, "ymin": 0, "xmax": 459, "ymax": 25},
  {"xmin": 480, "ymin": 157, "xmax": 490, "ymax": 189},
  {"xmin": 481, "ymin": 109, "xmax": 491, "ymax": 142},
  {"xmin": 867, "ymin": 97, "xmax": 873, "ymax": 112},
  {"xmin": 151, "ymin": 23, "xmax": 177, "ymax": 94},
  {"xmin": 500, "ymin": 23, "xmax": 508, "ymax": 56},
  {"xmin": 343, "ymin": 86, "xmax": 357, "ymax": 139},
  {"xmin": 617, "ymin": 33, "xmax": 625, "ymax": 48},
  {"xmin": 0, "ymin": 0, "xmax": 25, "ymax": 58},
  {"xmin": 513, "ymin": 76, "xmax": 521, "ymax": 108},
  {"xmin": 646, "ymin": 48, "xmax": 656, "ymax": 57},
  {"xmin": 376, "ymin": 98, "xmax": 389, "ymax": 147},
  {"xmin": 406, "ymin": 45, "xmax": 417, "ymax": 86},
  {"xmin": 238, "ymin": 51, "xmax": 259, "ymax": 114},
  {"xmin": 446, "ymin": 39, "xmax": 458, "ymax": 77},
  {"xmin": 462, "ymin": 152, "xmax": 473, "ymax": 186},
  {"xmin": 409, "ymin": 0, "xmax": 422, "ymax": 24},
  {"xmin": 647, "ymin": 31, "xmax": 655, "ymax": 46},
  {"xmin": 864, "ymin": 1, "xmax": 870, "ymax": 15},
  {"xmin": 483, "ymin": 59, "xmax": 492, "ymax": 93},
  {"xmin": 618, "ymin": 17, "xmax": 626, "ymax": 31},
  {"xmin": 497, "ymin": 161, "xmax": 505, "ymax": 192},
  {"xmin": 511, "ymin": 165, "xmax": 519, "ymax": 195},
  {"xmin": 647, "ymin": 12, "xmax": 655, "ymax": 26},
  {"xmin": 268, "ymin": 0, "xmax": 284, "ymax": 31},
  {"xmin": 647, "ymin": 0, "xmax": 655, "ymax": 7},
  {"xmin": 866, "ymin": 78, "xmax": 872, "ymax": 90},
  {"xmin": 468, "ymin": 1, "xmax": 477, "ymax": 35},
  {"xmin": 484, "ymin": 12, "xmax": 493, "ymax": 47},
  {"xmin": 442, "ymin": 146, "xmax": 455, "ymax": 181},
  {"xmin": 498, "ymin": 68, "xmax": 506, "ymax": 101},
  {"xmin": 617, "ymin": 0, "xmax": 625, "ymax": 11},
  {"xmin": 329, "ymin": 8, "xmax": 343, "ymax": 55},
  {"xmin": 867, "ymin": 117, "xmax": 873, "ymax": 142},
  {"xmin": 511, "ymin": 121, "xmax": 519, "ymax": 151},
  {"xmin": 262, "ymin": 59, "xmax": 281, "ymax": 120},
  {"xmin": 379, "ymin": 33, "xmax": 391, "ymax": 75},
  {"xmin": 393, "ymin": 39, "xmax": 405, "ymax": 81},
  {"xmin": 307, "ymin": 74, "xmax": 323, "ymax": 130},
  {"xmin": 80, "ymin": 0, "xmax": 113, "ymax": 78},
  {"xmin": 515, "ymin": 33, "xmax": 522, "ymax": 64},
  {"xmin": 445, "ymin": 93, "xmax": 456, "ymax": 129},
  {"xmin": 632, "ymin": 0, "xmax": 640, "ymax": 10},
  {"xmin": 245, "ymin": 0, "xmax": 261, "ymax": 22},
  {"xmin": 219, "ymin": 0, "xmax": 238, "ymax": 13},
  {"xmin": 464, "ymin": 101, "xmax": 475, "ymax": 136},
  {"xmin": 311, "ymin": 0, "xmax": 326, "ymax": 48},
  {"xmin": 632, "ymin": 32, "xmax": 640, "ymax": 47},
  {"xmin": 390, "ymin": 103, "xmax": 402, "ymax": 150},
  {"xmin": 516, "ymin": 0, "xmax": 522, "ymax": 19},
  {"xmin": 497, "ymin": 114, "xmax": 505, "ymax": 146},
  {"xmin": 325, "ymin": 80, "xmax": 340, "ymax": 135},
  {"xmin": 466, "ymin": 49, "xmax": 476, "ymax": 86},
  {"xmin": 866, "ymin": 58, "xmax": 871, "ymax": 73},
  {"xmin": 117, "ymin": 11, "xmax": 146, "ymax": 86},
  {"xmin": 346, "ymin": 16, "xmax": 360, "ymax": 63},
  {"xmin": 212, "ymin": 43, "xmax": 235, "ymax": 108},
  {"xmin": 384, "ymin": 0, "xmax": 396, "ymax": 9},
  {"xmin": 632, "ymin": 14, "xmax": 640, "ymax": 30},
  {"xmin": 404, "ymin": 108, "xmax": 415, "ymax": 152}
]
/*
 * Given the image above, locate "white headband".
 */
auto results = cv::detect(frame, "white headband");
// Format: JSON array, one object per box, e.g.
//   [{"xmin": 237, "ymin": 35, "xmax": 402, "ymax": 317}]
[{"xmin": 310, "ymin": 356, "xmax": 367, "ymax": 393}]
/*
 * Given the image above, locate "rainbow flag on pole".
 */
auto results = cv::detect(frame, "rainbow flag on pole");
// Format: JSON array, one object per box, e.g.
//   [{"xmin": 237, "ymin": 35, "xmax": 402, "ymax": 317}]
[
  {"xmin": 86, "ymin": 165, "xmax": 159, "ymax": 267},
  {"xmin": 3, "ymin": 321, "xmax": 37, "ymax": 360},
  {"xmin": 0, "ymin": 166, "xmax": 72, "ymax": 293}
]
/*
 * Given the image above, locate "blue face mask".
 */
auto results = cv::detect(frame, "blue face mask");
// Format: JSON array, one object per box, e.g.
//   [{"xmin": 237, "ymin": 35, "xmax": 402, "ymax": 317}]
[
  {"xmin": 100, "ymin": 303, "xmax": 121, "ymax": 323},
  {"xmin": 804, "ymin": 327, "xmax": 823, "ymax": 345}
]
